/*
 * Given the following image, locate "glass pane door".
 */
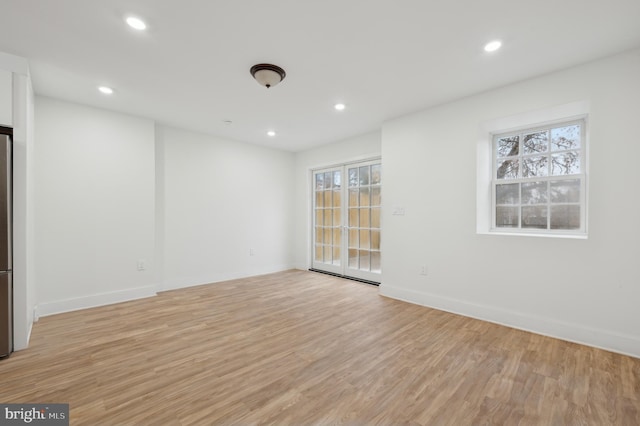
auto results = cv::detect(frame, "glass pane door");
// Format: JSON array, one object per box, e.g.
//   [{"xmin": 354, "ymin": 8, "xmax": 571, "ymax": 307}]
[
  {"xmin": 312, "ymin": 161, "xmax": 382, "ymax": 282},
  {"xmin": 346, "ymin": 162, "xmax": 382, "ymax": 282},
  {"xmin": 312, "ymin": 167, "xmax": 343, "ymax": 275}
]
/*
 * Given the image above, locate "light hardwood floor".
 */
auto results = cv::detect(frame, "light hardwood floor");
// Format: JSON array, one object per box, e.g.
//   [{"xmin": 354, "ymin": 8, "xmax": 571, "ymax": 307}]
[{"xmin": 1, "ymin": 270, "xmax": 638, "ymax": 425}]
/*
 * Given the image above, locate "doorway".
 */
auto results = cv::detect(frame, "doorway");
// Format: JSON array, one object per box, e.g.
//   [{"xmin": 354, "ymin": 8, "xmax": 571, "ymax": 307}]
[{"xmin": 311, "ymin": 160, "xmax": 381, "ymax": 283}]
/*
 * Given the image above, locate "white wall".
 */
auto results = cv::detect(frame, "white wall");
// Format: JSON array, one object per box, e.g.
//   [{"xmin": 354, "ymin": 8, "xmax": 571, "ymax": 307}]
[
  {"xmin": 2, "ymin": 51, "xmax": 35, "ymax": 350},
  {"xmin": 0, "ymin": 69, "xmax": 12, "ymax": 127},
  {"xmin": 32, "ymin": 99, "xmax": 296, "ymax": 317},
  {"xmin": 34, "ymin": 97, "xmax": 157, "ymax": 315},
  {"xmin": 380, "ymin": 49, "xmax": 640, "ymax": 357},
  {"xmin": 22, "ymin": 74, "xmax": 35, "ymax": 347},
  {"xmin": 293, "ymin": 131, "xmax": 381, "ymax": 270},
  {"xmin": 157, "ymin": 125, "xmax": 295, "ymax": 290}
]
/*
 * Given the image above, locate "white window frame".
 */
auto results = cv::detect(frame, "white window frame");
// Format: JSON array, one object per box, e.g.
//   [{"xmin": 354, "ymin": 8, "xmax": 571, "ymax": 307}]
[
  {"xmin": 476, "ymin": 101, "xmax": 590, "ymax": 239},
  {"xmin": 491, "ymin": 119, "xmax": 587, "ymax": 236}
]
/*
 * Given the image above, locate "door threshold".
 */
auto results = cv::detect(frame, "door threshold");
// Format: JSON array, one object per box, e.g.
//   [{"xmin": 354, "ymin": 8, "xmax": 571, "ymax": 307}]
[{"xmin": 309, "ymin": 269, "xmax": 380, "ymax": 286}]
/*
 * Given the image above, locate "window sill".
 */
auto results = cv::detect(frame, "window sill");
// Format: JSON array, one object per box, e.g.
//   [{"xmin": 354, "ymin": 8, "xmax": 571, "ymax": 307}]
[{"xmin": 480, "ymin": 230, "xmax": 588, "ymax": 239}]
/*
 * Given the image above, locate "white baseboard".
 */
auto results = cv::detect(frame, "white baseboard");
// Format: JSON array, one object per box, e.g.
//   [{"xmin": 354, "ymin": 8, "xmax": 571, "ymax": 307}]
[
  {"xmin": 380, "ymin": 284, "xmax": 640, "ymax": 359},
  {"xmin": 160, "ymin": 265, "xmax": 296, "ymax": 292},
  {"xmin": 38, "ymin": 285, "xmax": 157, "ymax": 317}
]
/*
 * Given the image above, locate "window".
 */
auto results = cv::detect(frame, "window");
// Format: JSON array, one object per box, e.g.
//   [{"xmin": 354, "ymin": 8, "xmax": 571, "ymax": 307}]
[{"xmin": 492, "ymin": 119, "xmax": 586, "ymax": 234}]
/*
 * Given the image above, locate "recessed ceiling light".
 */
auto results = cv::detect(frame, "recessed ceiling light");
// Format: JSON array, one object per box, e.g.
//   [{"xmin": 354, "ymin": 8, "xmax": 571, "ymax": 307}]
[
  {"xmin": 334, "ymin": 103, "xmax": 346, "ymax": 111},
  {"xmin": 126, "ymin": 16, "xmax": 147, "ymax": 30},
  {"xmin": 98, "ymin": 86, "xmax": 114, "ymax": 95},
  {"xmin": 267, "ymin": 130, "xmax": 276, "ymax": 137},
  {"xmin": 484, "ymin": 40, "xmax": 502, "ymax": 52}
]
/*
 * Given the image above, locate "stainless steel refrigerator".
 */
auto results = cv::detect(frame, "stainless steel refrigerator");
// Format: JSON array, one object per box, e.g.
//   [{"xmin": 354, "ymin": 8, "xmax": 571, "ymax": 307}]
[{"xmin": 0, "ymin": 134, "xmax": 11, "ymax": 358}]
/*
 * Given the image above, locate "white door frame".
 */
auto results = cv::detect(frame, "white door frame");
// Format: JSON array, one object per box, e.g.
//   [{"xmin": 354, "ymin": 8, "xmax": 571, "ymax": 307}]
[{"xmin": 310, "ymin": 158, "xmax": 382, "ymax": 283}]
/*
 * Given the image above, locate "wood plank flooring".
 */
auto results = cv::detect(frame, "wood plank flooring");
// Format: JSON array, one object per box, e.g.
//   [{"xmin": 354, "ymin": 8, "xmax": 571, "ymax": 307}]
[{"xmin": 0, "ymin": 270, "xmax": 638, "ymax": 425}]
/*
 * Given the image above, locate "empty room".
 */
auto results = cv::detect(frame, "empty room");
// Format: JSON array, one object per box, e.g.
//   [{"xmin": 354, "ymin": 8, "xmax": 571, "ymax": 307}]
[{"xmin": 1, "ymin": 1, "xmax": 639, "ymax": 424}]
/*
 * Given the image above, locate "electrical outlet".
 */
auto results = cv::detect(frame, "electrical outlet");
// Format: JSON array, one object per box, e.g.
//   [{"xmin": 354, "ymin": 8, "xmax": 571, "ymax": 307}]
[
  {"xmin": 249, "ymin": 248, "xmax": 256, "ymax": 256},
  {"xmin": 420, "ymin": 265, "xmax": 428, "ymax": 276},
  {"xmin": 137, "ymin": 260, "xmax": 146, "ymax": 271}
]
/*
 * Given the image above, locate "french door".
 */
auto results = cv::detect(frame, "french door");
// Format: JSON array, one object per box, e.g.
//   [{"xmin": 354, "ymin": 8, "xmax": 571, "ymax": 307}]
[{"xmin": 312, "ymin": 160, "xmax": 381, "ymax": 283}]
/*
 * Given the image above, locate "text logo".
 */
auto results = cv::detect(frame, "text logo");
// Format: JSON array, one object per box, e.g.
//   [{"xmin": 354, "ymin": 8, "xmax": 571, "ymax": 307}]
[{"xmin": 0, "ymin": 404, "xmax": 68, "ymax": 425}]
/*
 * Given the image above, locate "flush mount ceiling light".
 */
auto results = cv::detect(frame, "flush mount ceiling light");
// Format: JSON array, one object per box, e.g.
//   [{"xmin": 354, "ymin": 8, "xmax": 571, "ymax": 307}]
[
  {"xmin": 267, "ymin": 130, "xmax": 276, "ymax": 137},
  {"xmin": 126, "ymin": 16, "xmax": 147, "ymax": 30},
  {"xmin": 334, "ymin": 103, "xmax": 346, "ymax": 111},
  {"xmin": 250, "ymin": 64, "xmax": 286, "ymax": 88},
  {"xmin": 484, "ymin": 40, "xmax": 502, "ymax": 52}
]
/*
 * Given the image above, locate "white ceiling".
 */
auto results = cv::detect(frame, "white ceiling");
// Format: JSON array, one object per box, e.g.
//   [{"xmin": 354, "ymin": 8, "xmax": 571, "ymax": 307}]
[{"xmin": 1, "ymin": 1, "xmax": 639, "ymax": 152}]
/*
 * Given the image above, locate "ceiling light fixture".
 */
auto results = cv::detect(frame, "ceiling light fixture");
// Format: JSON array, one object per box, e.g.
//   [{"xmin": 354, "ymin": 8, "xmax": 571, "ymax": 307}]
[
  {"xmin": 250, "ymin": 64, "xmax": 286, "ymax": 88},
  {"xmin": 334, "ymin": 103, "xmax": 346, "ymax": 111},
  {"xmin": 126, "ymin": 16, "xmax": 147, "ymax": 30},
  {"xmin": 267, "ymin": 130, "xmax": 276, "ymax": 137},
  {"xmin": 98, "ymin": 86, "xmax": 114, "ymax": 95},
  {"xmin": 484, "ymin": 40, "xmax": 502, "ymax": 52}
]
